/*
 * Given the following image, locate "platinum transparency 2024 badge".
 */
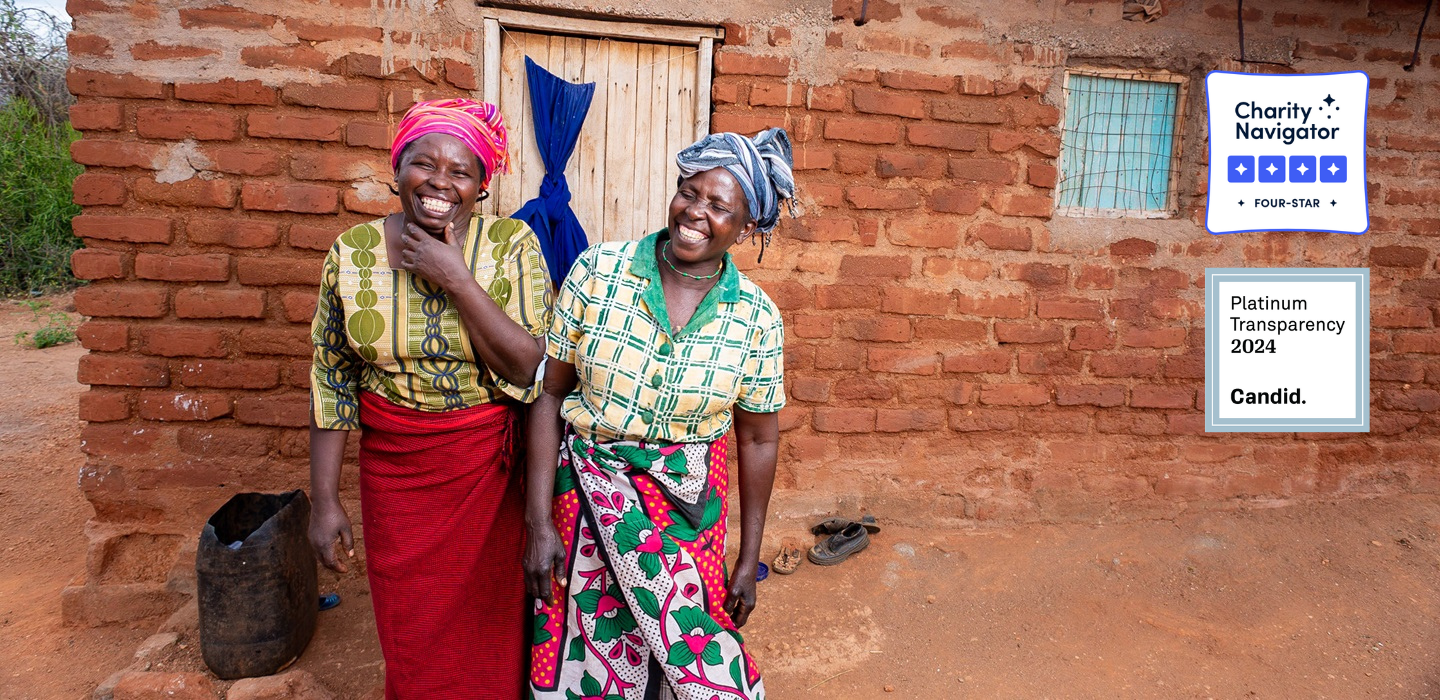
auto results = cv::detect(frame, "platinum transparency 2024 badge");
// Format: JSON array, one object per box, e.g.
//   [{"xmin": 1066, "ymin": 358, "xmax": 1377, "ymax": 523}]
[
  {"xmin": 1205, "ymin": 71, "xmax": 1369, "ymax": 235},
  {"xmin": 1205, "ymin": 268, "xmax": 1369, "ymax": 433}
]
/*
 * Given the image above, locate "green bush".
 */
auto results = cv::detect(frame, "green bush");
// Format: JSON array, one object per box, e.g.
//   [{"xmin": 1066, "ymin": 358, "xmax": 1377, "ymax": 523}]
[{"xmin": 0, "ymin": 98, "xmax": 81, "ymax": 296}]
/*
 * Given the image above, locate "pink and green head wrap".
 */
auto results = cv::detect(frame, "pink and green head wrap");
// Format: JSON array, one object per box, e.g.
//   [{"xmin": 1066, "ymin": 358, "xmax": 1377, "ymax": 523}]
[{"xmin": 390, "ymin": 98, "xmax": 510, "ymax": 188}]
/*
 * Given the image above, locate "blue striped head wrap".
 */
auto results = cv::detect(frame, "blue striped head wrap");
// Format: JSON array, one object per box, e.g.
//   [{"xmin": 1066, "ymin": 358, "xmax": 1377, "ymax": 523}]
[{"xmin": 675, "ymin": 128, "xmax": 797, "ymax": 242}]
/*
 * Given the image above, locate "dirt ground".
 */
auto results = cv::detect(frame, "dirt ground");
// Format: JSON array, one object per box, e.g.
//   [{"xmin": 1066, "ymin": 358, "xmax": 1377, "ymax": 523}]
[{"xmin": 4, "ymin": 295, "xmax": 1440, "ymax": 699}]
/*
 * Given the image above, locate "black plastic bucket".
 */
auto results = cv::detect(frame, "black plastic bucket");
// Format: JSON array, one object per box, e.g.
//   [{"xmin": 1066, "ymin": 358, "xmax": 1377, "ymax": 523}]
[{"xmin": 196, "ymin": 490, "xmax": 318, "ymax": 680}]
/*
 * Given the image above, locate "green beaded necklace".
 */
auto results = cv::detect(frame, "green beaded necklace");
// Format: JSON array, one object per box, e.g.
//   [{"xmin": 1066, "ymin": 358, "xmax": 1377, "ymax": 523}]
[{"xmin": 661, "ymin": 240, "xmax": 724, "ymax": 281}]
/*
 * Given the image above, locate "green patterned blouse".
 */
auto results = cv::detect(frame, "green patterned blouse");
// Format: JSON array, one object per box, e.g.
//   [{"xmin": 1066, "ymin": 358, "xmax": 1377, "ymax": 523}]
[
  {"xmin": 547, "ymin": 231, "xmax": 786, "ymax": 443},
  {"xmin": 310, "ymin": 216, "xmax": 552, "ymax": 431}
]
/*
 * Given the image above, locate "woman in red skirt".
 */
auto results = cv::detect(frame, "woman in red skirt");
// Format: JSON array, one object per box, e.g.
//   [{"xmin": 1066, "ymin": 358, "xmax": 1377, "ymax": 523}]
[{"xmin": 307, "ymin": 99, "xmax": 551, "ymax": 699}]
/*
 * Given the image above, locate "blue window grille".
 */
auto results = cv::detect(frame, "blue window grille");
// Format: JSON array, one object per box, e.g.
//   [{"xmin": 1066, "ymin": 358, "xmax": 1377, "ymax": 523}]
[{"xmin": 1057, "ymin": 72, "xmax": 1182, "ymax": 217}]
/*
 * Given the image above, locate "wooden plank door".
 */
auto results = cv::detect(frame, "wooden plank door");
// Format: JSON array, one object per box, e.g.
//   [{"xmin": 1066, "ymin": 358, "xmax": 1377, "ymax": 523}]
[{"xmin": 493, "ymin": 30, "xmax": 705, "ymax": 244}]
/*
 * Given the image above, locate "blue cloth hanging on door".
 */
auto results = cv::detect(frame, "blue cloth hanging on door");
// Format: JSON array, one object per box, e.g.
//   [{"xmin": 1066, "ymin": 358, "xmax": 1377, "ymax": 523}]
[{"xmin": 510, "ymin": 57, "xmax": 596, "ymax": 288}]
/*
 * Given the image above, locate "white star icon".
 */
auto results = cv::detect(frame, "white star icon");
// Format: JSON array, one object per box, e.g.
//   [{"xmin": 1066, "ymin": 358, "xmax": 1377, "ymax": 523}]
[
  {"xmin": 1327, "ymin": 163, "xmax": 1339, "ymax": 175},
  {"xmin": 1266, "ymin": 163, "xmax": 1278, "ymax": 175},
  {"xmin": 1235, "ymin": 162, "xmax": 1248, "ymax": 175},
  {"xmin": 1297, "ymin": 163, "xmax": 1309, "ymax": 175}
]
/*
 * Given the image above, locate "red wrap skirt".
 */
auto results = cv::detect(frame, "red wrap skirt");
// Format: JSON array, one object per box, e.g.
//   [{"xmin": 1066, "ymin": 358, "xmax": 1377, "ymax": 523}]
[{"xmin": 358, "ymin": 391, "xmax": 527, "ymax": 699}]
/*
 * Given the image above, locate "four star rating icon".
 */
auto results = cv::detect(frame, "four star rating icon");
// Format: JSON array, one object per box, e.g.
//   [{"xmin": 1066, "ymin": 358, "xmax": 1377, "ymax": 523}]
[{"xmin": 1227, "ymin": 155, "xmax": 1346, "ymax": 183}]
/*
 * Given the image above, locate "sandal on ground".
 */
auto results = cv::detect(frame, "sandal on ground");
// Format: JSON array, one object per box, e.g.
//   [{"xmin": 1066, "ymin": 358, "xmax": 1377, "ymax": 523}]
[
  {"xmin": 807, "ymin": 522, "xmax": 870, "ymax": 566},
  {"xmin": 809, "ymin": 514, "xmax": 881, "ymax": 536},
  {"xmin": 772, "ymin": 538, "xmax": 803, "ymax": 575}
]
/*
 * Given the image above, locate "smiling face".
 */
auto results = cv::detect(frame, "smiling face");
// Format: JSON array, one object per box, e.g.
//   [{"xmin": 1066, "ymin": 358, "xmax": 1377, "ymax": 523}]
[
  {"xmin": 666, "ymin": 167, "xmax": 756, "ymax": 266},
  {"xmin": 394, "ymin": 132, "xmax": 485, "ymax": 236}
]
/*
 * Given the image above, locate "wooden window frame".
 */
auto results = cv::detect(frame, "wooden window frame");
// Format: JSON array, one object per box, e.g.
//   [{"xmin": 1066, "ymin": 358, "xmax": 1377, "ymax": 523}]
[{"xmin": 1056, "ymin": 67, "xmax": 1189, "ymax": 220}]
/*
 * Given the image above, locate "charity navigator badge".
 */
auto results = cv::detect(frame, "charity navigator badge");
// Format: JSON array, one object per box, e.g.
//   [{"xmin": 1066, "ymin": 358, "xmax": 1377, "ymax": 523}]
[{"xmin": 1205, "ymin": 71, "xmax": 1369, "ymax": 235}]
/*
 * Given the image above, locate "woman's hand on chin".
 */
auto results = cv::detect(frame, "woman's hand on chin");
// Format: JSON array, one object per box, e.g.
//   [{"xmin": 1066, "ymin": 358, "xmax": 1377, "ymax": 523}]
[{"xmin": 398, "ymin": 220, "xmax": 466, "ymax": 288}]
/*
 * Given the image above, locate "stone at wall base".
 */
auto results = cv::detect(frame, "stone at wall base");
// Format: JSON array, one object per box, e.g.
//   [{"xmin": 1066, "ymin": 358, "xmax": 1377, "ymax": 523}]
[
  {"xmin": 61, "ymin": 583, "xmax": 187, "ymax": 627},
  {"xmin": 110, "ymin": 672, "xmax": 215, "ymax": 700},
  {"xmin": 227, "ymin": 669, "xmax": 335, "ymax": 700}
]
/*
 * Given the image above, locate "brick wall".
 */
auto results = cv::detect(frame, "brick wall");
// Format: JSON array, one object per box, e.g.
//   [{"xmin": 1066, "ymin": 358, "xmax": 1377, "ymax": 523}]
[{"xmin": 63, "ymin": 0, "xmax": 1440, "ymax": 624}]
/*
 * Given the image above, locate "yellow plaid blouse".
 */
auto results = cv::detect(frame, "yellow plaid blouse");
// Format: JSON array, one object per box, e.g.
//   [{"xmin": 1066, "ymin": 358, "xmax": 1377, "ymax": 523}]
[
  {"xmin": 547, "ymin": 231, "xmax": 786, "ymax": 443},
  {"xmin": 310, "ymin": 216, "xmax": 552, "ymax": 430}
]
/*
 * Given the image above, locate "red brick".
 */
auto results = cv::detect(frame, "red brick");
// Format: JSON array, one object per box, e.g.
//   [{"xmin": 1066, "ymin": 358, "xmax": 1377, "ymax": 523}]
[
  {"xmin": 714, "ymin": 52, "xmax": 791, "ymax": 77},
  {"xmin": 807, "ymin": 85, "xmax": 847, "ymax": 111},
  {"xmin": 1384, "ymin": 389, "xmax": 1440, "ymax": 412},
  {"xmin": 957, "ymin": 294, "xmax": 1027, "ymax": 318},
  {"xmin": 1294, "ymin": 41, "xmax": 1357, "ymax": 60},
  {"xmin": 853, "ymin": 87, "xmax": 926, "ymax": 119},
  {"xmin": 1017, "ymin": 350, "xmax": 1082, "ymax": 376},
  {"xmin": 749, "ymin": 82, "xmax": 805, "ymax": 107},
  {"xmin": 79, "ymin": 390, "xmax": 130, "ymax": 422},
  {"xmin": 235, "ymin": 394, "xmax": 311, "ymax": 427},
  {"xmin": 282, "ymin": 291, "xmax": 319, "ymax": 323},
  {"xmin": 1371, "ymin": 246, "xmax": 1429, "ymax": 267},
  {"xmin": 949, "ymin": 408, "xmax": 1020, "ymax": 432},
  {"xmin": 1027, "ymin": 163, "xmax": 1057, "ymax": 189},
  {"xmin": 282, "ymin": 83, "xmax": 383, "ymax": 112},
  {"xmin": 876, "ymin": 153, "xmax": 943, "ymax": 178},
  {"xmin": 980, "ymin": 384, "xmax": 1049, "ymax": 406},
  {"xmin": 927, "ymin": 187, "xmax": 983, "ymax": 214},
  {"xmin": 443, "ymin": 59, "xmax": 478, "ymax": 90},
  {"xmin": 943, "ymin": 351, "xmax": 1011, "ymax": 374},
  {"xmin": 241, "ymin": 45, "xmax": 330, "ymax": 71},
  {"xmin": 841, "ymin": 318, "xmax": 912, "ymax": 342},
  {"xmin": 814, "ymin": 285, "xmax": 877, "ymax": 310},
  {"xmin": 906, "ymin": 124, "xmax": 981, "ymax": 151},
  {"xmin": 868, "ymin": 348, "xmax": 940, "ymax": 375},
  {"xmin": 1002, "ymin": 262, "xmax": 1068, "ymax": 287},
  {"xmin": 70, "ymin": 140, "xmax": 162, "ymax": 169},
  {"xmin": 132, "ymin": 178, "xmax": 237, "ymax": 209},
  {"xmin": 345, "ymin": 121, "xmax": 391, "ymax": 151},
  {"xmin": 991, "ymin": 193, "xmax": 1053, "ymax": 217},
  {"xmin": 1374, "ymin": 306, "xmax": 1432, "ymax": 328},
  {"xmin": 247, "ymin": 113, "xmax": 344, "ymax": 141},
  {"xmin": 78, "ymin": 354, "xmax": 170, "ymax": 387},
  {"xmin": 948, "ymin": 157, "xmax": 1016, "ymax": 184},
  {"xmin": 67, "ymin": 69, "xmax": 164, "ymax": 99},
  {"xmin": 201, "ymin": 147, "xmax": 284, "ymax": 176},
  {"xmin": 1122, "ymin": 327, "xmax": 1186, "ymax": 349},
  {"xmin": 846, "ymin": 186, "xmax": 921, "ymax": 209},
  {"xmin": 286, "ymin": 19, "xmax": 383, "ymax": 42},
  {"xmin": 792, "ymin": 147, "xmax": 834, "ymax": 171},
  {"xmin": 914, "ymin": 319, "xmax": 986, "ymax": 342},
  {"xmin": 855, "ymin": 32, "xmax": 930, "ymax": 58},
  {"xmin": 915, "ymin": 5, "xmax": 981, "ymax": 28},
  {"xmin": 174, "ymin": 288, "xmax": 266, "ymax": 319},
  {"xmin": 187, "ymin": 218, "xmax": 280, "ymax": 248},
  {"xmin": 74, "ymin": 285, "xmax": 168, "ymax": 318},
  {"xmin": 882, "ymin": 288, "xmax": 951, "ymax": 315},
  {"xmin": 134, "ymin": 253, "xmax": 230, "ymax": 282},
  {"xmin": 72, "ymin": 173, "xmax": 126, "ymax": 206},
  {"xmin": 812, "ymin": 407, "xmax": 876, "ymax": 433},
  {"xmin": 1131, "ymin": 385, "xmax": 1193, "ymax": 409},
  {"xmin": 291, "ymin": 152, "xmax": 386, "ymax": 181},
  {"xmin": 242, "ymin": 182, "xmax": 339, "ymax": 214},
  {"xmin": 928, "ymin": 96, "xmax": 1004, "ymax": 124},
  {"xmin": 130, "ymin": 41, "xmax": 218, "ymax": 61},
  {"xmin": 995, "ymin": 322, "xmax": 1062, "ymax": 344},
  {"xmin": 286, "ymin": 225, "xmax": 337, "ymax": 251},
  {"xmin": 343, "ymin": 189, "xmax": 398, "ymax": 216},
  {"xmin": 139, "ymin": 326, "xmax": 227, "ymax": 358},
  {"xmin": 888, "ymin": 217, "xmax": 961, "ymax": 248},
  {"xmin": 80, "ymin": 423, "xmax": 165, "ymax": 457},
  {"xmin": 791, "ymin": 217, "xmax": 859, "ymax": 244},
  {"xmin": 179, "ymin": 360, "xmax": 279, "ymax": 389},
  {"xmin": 789, "ymin": 376, "xmax": 831, "ymax": 402},
  {"xmin": 878, "ymin": 70, "xmax": 953, "ymax": 93},
  {"xmin": 179, "ymin": 6, "xmax": 276, "ymax": 29},
  {"xmin": 176, "ymin": 425, "xmax": 276, "ymax": 457},
  {"xmin": 70, "ymin": 249, "xmax": 124, "ymax": 280},
  {"xmin": 1077, "ymin": 265, "xmax": 1116, "ymax": 290},
  {"xmin": 1056, "ymin": 384, "xmax": 1124, "ymax": 407},
  {"xmin": 69, "ymin": 103, "xmax": 124, "ymax": 131},
  {"xmin": 236, "ymin": 257, "xmax": 325, "ymax": 286},
  {"xmin": 823, "ymin": 117, "xmax": 900, "ymax": 145},
  {"xmin": 939, "ymin": 40, "xmax": 1002, "ymax": 61},
  {"xmin": 875, "ymin": 408, "xmax": 946, "ymax": 432},
  {"xmin": 66, "ymin": 32, "xmax": 111, "ymax": 57},
  {"xmin": 175, "ymin": 79, "xmax": 278, "ymax": 106},
  {"xmin": 1037, "ymin": 298, "xmax": 1103, "ymax": 320},
  {"xmin": 1154, "ymin": 474, "xmax": 1221, "ymax": 499},
  {"xmin": 138, "ymin": 391, "xmax": 233, "ymax": 421},
  {"xmin": 1091, "ymin": 353, "xmax": 1161, "ymax": 377},
  {"xmin": 1394, "ymin": 332, "xmax": 1440, "ymax": 354},
  {"xmin": 969, "ymin": 222, "xmax": 1030, "ymax": 251},
  {"xmin": 77, "ymin": 321, "xmax": 129, "ymax": 352}
]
